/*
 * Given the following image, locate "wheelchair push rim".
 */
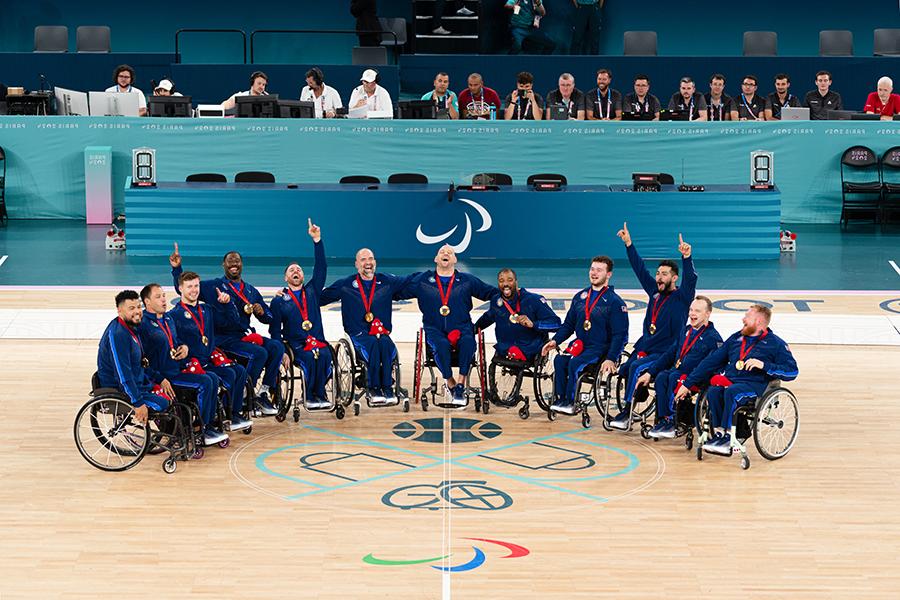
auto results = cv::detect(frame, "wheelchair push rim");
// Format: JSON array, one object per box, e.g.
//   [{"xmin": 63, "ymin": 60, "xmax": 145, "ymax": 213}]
[
  {"xmin": 753, "ymin": 388, "xmax": 799, "ymax": 460},
  {"xmin": 74, "ymin": 396, "xmax": 150, "ymax": 472}
]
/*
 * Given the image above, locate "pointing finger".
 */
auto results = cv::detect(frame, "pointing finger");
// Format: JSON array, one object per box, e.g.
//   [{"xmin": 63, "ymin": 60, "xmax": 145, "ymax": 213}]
[
  {"xmin": 308, "ymin": 217, "xmax": 313, "ymax": 228},
  {"xmin": 173, "ymin": 242, "xmax": 179, "ymax": 253},
  {"xmin": 678, "ymin": 233, "xmax": 683, "ymax": 244}
]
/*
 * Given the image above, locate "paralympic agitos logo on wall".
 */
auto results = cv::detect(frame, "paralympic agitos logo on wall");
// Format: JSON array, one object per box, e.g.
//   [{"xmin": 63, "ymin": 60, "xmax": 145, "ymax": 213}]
[
  {"xmin": 363, "ymin": 538, "xmax": 528, "ymax": 573},
  {"xmin": 415, "ymin": 198, "xmax": 492, "ymax": 254}
]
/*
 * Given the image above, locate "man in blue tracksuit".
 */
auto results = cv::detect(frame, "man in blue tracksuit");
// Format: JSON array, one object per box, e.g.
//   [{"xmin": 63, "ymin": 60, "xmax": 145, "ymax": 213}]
[
  {"xmin": 611, "ymin": 223, "xmax": 697, "ymax": 430},
  {"xmin": 168, "ymin": 270, "xmax": 252, "ymax": 432},
  {"xmin": 541, "ymin": 255, "xmax": 628, "ymax": 414},
  {"xmin": 269, "ymin": 220, "xmax": 332, "ymax": 409},
  {"xmin": 97, "ymin": 290, "xmax": 170, "ymax": 425},
  {"xmin": 320, "ymin": 247, "xmax": 413, "ymax": 405},
  {"xmin": 397, "ymin": 244, "xmax": 497, "ymax": 406},
  {"xmin": 634, "ymin": 295, "xmax": 722, "ymax": 438},
  {"xmin": 169, "ymin": 243, "xmax": 283, "ymax": 416},
  {"xmin": 475, "ymin": 268, "xmax": 561, "ymax": 360},
  {"xmin": 676, "ymin": 304, "xmax": 798, "ymax": 454},
  {"xmin": 138, "ymin": 283, "xmax": 227, "ymax": 446}
]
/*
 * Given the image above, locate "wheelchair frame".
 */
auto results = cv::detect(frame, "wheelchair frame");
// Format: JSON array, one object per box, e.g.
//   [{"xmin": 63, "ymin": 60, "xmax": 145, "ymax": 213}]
[
  {"xmin": 484, "ymin": 351, "xmax": 554, "ymax": 420},
  {"xmin": 275, "ymin": 343, "xmax": 342, "ymax": 422},
  {"xmin": 332, "ymin": 336, "xmax": 410, "ymax": 416},
  {"xmin": 412, "ymin": 328, "xmax": 487, "ymax": 411}
]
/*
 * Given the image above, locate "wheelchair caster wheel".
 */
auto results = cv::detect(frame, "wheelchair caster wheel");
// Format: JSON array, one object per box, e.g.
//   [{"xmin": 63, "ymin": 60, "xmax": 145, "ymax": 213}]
[
  {"xmin": 421, "ymin": 397, "xmax": 429, "ymax": 412},
  {"xmin": 518, "ymin": 406, "xmax": 529, "ymax": 420},
  {"xmin": 275, "ymin": 413, "xmax": 286, "ymax": 423},
  {"xmin": 402, "ymin": 399, "xmax": 410, "ymax": 413},
  {"xmin": 741, "ymin": 455, "xmax": 750, "ymax": 470},
  {"xmin": 685, "ymin": 433, "xmax": 693, "ymax": 451},
  {"xmin": 641, "ymin": 425, "xmax": 651, "ymax": 440},
  {"xmin": 474, "ymin": 399, "xmax": 481, "ymax": 413},
  {"xmin": 163, "ymin": 458, "xmax": 177, "ymax": 474},
  {"xmin": 242, "ymin": 426, "xmax": 252, "ymax": 435},
  {"xmin": 218, "ymin": 437, "xmax": 230, "ymax": 449},
  {"xmin": 336, "ymin": 406, "xmax": 345, "ymax": 420},
  {"xmin": 293, "ymin": 409, "xmax": 300, "ymax": 423},
  {"xmin": 696, "ymin": 445, "xmax": 703, "ymax": 461},
  {"xmin": 548, "ymin": 410, "xmax": 556, "ymax": 421},
  {"xmin": 483, "ymin": 400, "xmax": 490, "ymax": 414},
  {"xmin": 354, "ymin": 404, "xmax": 360, "ymax": 417},
  {"xmin": 582, "ymin": 414, "xmax": 591, "ymax": 429},
  {"xmin": 192, "ymin": 446, "xmax": 205, "ymax": 460}
]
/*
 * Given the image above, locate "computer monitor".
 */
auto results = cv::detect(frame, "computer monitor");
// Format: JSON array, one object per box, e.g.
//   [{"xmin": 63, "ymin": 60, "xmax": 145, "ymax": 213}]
[
  {"xmin": 54, "ymin": 87, "xmax": 89, "ymax": 116},
  {"xmin": 278, "ymin": 99, "xmax": 314, "ymax": 118},
  {"xmin": 148, "ymin": 95, "xmax": 193, "ymax": 118},
  {"xmin": 621, "ymin": 111, "xmax": 655, "ymax": 121},
  {"xmin": 547, "ymin": 104, "xmax": 568, "ymax": 120},
  {"xmin": 850, "ymin": 112, "xmax": 880, "ymax": 121},
  {"xmin": 827, "ymin": 109, "xmax": 854, "ymax": 120},
  {"xmin": 235, "ymin": 94, "xmax": 280, "ymax": 118},
  {"xmin": 88, "ymin": 91, "xmax": 140, "ymax": 116},
  {"xmin": 399, "ymin": 100, "xmax": 436, "ymax": 119},
  {"xmin": 659, "ymin": 109, "xmax": 688, "ymax": 122}
]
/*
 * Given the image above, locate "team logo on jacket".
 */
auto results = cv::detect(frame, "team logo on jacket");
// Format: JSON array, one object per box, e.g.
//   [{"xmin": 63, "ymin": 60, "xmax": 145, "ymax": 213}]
[
  {"xmin": 415, "ymin": 198, "xmax": 493, "ymax": 254},
  {"xmin": 152, "ymin": 321, "xmax": 159, "ymax": 327},
  {"xmin": 184, "ymin": 311, "xmax": 192, "ymax": 319},
  {"xmin": 352, "ymin": 279, "xmax": 359, "ymax": 288},
  {"xmin": 580, "ymin": 292, "xmax": 587, "ymax": 300},
  {"xmin": 496, "ymin": 298, "xmax": 503, "ymax": 307}
]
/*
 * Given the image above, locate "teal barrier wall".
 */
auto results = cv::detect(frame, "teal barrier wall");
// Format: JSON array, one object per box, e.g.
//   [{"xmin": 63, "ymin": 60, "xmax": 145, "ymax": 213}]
[{"xmin": 1, "ymin": 116, "xmax": 897, "ymax": 222}]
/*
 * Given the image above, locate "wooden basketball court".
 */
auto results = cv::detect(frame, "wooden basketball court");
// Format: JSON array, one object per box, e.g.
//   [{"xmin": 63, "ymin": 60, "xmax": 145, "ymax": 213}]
[{"xmin": 2, "ymin": 287, "xmax": 899, "ymax": 598}]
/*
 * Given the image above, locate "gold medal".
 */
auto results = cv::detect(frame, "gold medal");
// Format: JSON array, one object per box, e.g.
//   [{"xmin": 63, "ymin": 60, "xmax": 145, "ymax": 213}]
[
  {"xmin": 169, "ymin": 348, "xmax": 177, "ymax": 359},
  {"xmin": 439, "ymin": 305, "xmax": 450, "ymax": 316},
  {"xmin": 735, "ymin": 360, "xmax": 745, "ymax": 370},
  {"xmin": 141, "ymin": 357, "xmax": 149, "ymax": 368},
  {"xmin": 583, "ymin": 320, "xmax": 592, "ymax": 331},
  {"xmin": 365, "ymin": 312, "xmax": 374, "ymax": 323},
  {"xmin": 674, "ymin": 359, "xmax": 681, "ymax": 369},
  {"xmin": 244, "ymin": 303, "xmax": 254, "ymax": 315},
  {"xmin": 510, "ymin": 313, "xmax": 520, "ymax": 324},
  {"xmin": 302, "ymin": 320, "xmax": 313, "ymax": 331},
  {"xmin": 649, "ymin": 323, "xmax": 657, "ymax": 335},
  {"xmin": 201, "ymin": 335, "xmax": 209, "ymax": 346}
]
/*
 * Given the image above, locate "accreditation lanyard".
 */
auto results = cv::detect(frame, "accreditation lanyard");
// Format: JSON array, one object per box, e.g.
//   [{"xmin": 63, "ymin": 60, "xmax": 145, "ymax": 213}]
[
  {"xmin": 597, "ymin": 88, "xmax": 611, "ymax": 118},
  {"xmin": 741, "ymin": 94, "xmax": 759, "ymax": 119}
]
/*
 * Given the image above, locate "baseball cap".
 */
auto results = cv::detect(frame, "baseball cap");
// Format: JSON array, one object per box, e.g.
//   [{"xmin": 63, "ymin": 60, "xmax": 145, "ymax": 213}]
[
  {"xmin": 154, "ymin": 79, "xmax": 173, "ymax": 92},
  {"xmin": 360, "ymin": 69, "xmax": 378, "ymax": 83}
]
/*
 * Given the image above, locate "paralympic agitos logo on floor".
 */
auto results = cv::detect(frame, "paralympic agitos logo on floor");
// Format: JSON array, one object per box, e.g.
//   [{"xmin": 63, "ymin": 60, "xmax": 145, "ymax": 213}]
[
  {"xmin": 363, "ymin": 538, "xmax": 528, "ymax": 573},
  {"xmin": 415, "ymin": 198, "xmax": 492, "ymax": 253}
]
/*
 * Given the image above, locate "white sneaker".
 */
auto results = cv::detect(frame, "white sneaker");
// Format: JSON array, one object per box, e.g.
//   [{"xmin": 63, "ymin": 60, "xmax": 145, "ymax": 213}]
[
  {"xmin": 229, "ymin": 417, "xmax": 253, "ymax": 432},
  {"xmin": 204, "ymin": 428, "xmax": 228, "ymax": 445},
  {"xmin": 457, "ymin": 7, "xmax": 475, "ymax": 16},
  {"xmin": 432, "ymin": 26, "xmax": 451, "ymax": 35}
]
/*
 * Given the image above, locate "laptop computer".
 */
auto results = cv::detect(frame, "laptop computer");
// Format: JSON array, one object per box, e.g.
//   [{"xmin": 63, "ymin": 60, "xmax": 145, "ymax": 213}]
[
  {"xmin": 547, "ymin": 103, "xmax": 568, "ymax": 120},
  {"xmin": 780, "ymin": 107, "xmax": 809, "ymax": 120}
]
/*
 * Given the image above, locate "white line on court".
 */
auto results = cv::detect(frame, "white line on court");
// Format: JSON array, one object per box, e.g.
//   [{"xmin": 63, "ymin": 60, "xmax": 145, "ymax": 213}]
[
  {"xmin": 890, "ymin": 260, "xmax": 900, "ymax": 278},
  {"xmin": 0, "ymin": 255, "xmax": 8, "ymax": 269}
]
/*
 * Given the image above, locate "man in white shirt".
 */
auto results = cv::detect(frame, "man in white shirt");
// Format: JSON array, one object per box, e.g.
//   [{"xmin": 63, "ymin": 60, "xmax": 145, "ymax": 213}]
[
  {"xmin": 299, "ymin": 67, "xmax": 343, "ymax": 118},
  {"xmin": 105, "ymin": 64, "xmax": 147, "ymax": 116},
  {"xmin": 348, "ymin": 69, "xmax": 393, "ymax": 118},
  {"xmin": 152, "ymin": 79, "xmax": 183, "ymax": 97},
  {"xmin": 221, "ymin": 71, "xmax": 269, "ymax": 110}
]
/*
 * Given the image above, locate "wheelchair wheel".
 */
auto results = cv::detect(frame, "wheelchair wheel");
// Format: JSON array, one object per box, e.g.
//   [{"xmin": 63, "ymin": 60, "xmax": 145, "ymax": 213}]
[
  {"xmin": 74, "ymin": 395, "xmax": 150, "ymax": 472},
  {"xmin": 694, "ymin": 390, "xmax": 713, "ymax": 437},
  {"xmin": 532, "ymin": 351, "xmax": 555, "ymax": 413},
  {"xmin": 334, "ymin": 338, "xmax": 356, "ymax": 408},
  {"xmin": 392, "ymin": 359, "xmax": 410, "ymax": 412},
  {"xmin": 276, "ymin": 350, "xmax": 294, "ymax": 416},
  {"xmin": 293, "ymin": 368, "xmax": 307, "ymax": 422},
  {"xmin": 753, "ymin": 387, "xmax": 799, "ymax": 460},
  {"xmin": 413, "ymin": 329, "xmax": 425, "ymax": 410},
  {"xmin": 488, "ymin": 358, "xmax": 524, "ymax": 407}
]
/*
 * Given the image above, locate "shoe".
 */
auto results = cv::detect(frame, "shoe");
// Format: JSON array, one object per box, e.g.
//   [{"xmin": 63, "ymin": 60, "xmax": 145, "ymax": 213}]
[
  {"xmin": 702, "ymin": 432, "xmax": 723, "ymax": 453},
  {"xmin": 383, "ymin": 387, "xmax": 395, "ymax": 400},
  {"xmin": 229, "ymin": 416, "xmax": 253, "ymax": 432},
  {"xmin": 432, "ymin": 26, "xmax": 451, "ymax": 35},
  {"xmin": 457, "ymin": 7, "xmax": 475, "ymax": 15},
  {"xmin": 256, "ymin": 392, "xmax": 277, "ymax": 416},
  {"xmin": 204, "ymin": 427, "xmax": 228, "ymax": 446},
  {"xmin": 651, "ymin": 418, "xmax": 676, "ymax": 439},
  {"xmin": 648, "ymin": 418, "xmax": 668, "ymax": 438},
  {"xmin": 609, "ymin": 408, "xmax": 631, "ymax": 431},
  {"xmin": 551, "ymin": 399, "xmax": 577, "ymax": 415},
  {"xmin": 369, "ymin": 388, "xmax": 386, "ymax": 406},
  {"xmin": 449, "ymin": 384, "xmax": 467, "ymax": 406},
  {"xmin": 710, "ymin": 433, "xmax": 733, "ymax": 456}
]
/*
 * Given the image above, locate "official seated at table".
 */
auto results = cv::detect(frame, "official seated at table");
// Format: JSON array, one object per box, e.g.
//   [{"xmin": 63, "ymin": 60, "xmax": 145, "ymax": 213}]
[{"xmin": 222, "ymin": 71, "xmax": 269, "ymax": 111}]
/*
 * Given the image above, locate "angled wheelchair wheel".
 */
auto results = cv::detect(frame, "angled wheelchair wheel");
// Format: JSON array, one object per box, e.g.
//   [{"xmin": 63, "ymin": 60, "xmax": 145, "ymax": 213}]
[
  {"xmin": 276, "ymin": 350, "xmax": 294, "ymax": 416},
  {"xmin": 294, "ymin": 367, "xmax": 307, "ymax": 422},
  {"xmin": 694, "ymin": 390, "xmax": 713, "ymax": 438},
  {"xmin": 413, "ymin": 329, "xmax": 426, "ymax": 410},
  {"xmin": 488, "ymin": 358, "xmax": 524, "ymax": 407},
  {"xmin": 532, "ymin": 351, "xmax": 556, "ymax": 413},
  {"xmin": 334, "ymin": 338, "xmax": 356, "ymax": 408},
  {"xmin": 753, "ymin": 387, "xmax": 799, "ymax": 460},
  {"xmin": 74, "ymin": 395, "xmax": 150, "ymax": 472}
]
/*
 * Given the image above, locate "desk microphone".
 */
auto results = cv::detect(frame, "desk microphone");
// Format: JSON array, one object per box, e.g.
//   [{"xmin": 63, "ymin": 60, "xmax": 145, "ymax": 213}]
[
  {"xmin": 39, "ymin": 74, "xmax": 47, "ymax": 92},
  {"xmin": 447, "ymin": 182, "xmax": 455, "ymax": 203}
]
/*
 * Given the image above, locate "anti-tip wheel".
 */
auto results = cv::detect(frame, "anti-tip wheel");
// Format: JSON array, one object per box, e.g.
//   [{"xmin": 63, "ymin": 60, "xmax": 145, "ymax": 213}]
[
  {"xmin": 741, "ymin": 455, "xmax": 751, "ymax": 470},
  {"xmin": 163, "ymin": 458, "xmax": 177, "ymax": 474},
  {"xmin": 641, "ymin": 425, "xmax": 651, "ymax": 440},
  {"xmin": 402, "ymin": 399, "xmax": 410, "ymax": 413},
  {"xmin": 335, "ymin": 406, "xmax": 345, "ymax": 420},
  {"xmin": 218, "ymin": 437, "xmax": 230, "ymax": 449},
  {"xmin": 582, "ymin": 414, "xmax": 592, "ymax": 429},
  {"xmin": 518, "ymin": 406, "xmax": 529, "ymax": 420},
  {"xmin": 192, "ymin": 446, "xmax": 204, "ymax": 460},
  {"xmin": 353, "ymin": 403, "xmax": 360, "ymax": 417},
  {"xmin": 275, "ymin": 413, "xmax": 286, "ymax": 423},
  {"xmin": 242, "ymin": 426, "xmax": 252, "ymax": 435}
]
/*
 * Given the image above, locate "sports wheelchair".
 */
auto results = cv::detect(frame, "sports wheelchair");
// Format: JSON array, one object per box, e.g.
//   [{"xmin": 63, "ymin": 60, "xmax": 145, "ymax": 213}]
[
  {"xmin": 332, "ymin": 336, "xmax": 410, "ymax": 416},
  {"xmin": 223, "ymin": 347, "xmax": 288, "ymax": 425},
  {"xmin": 694, "ymin": 380, "xmax": 800, "ymax": 470},
  {"xmin": 541, "ymin": 349, "xmax": 631, "ymax": 429},
  {"xmin": 74, "ymin": 373, "xmax": 230, "ymax": 474},
  {"xmin": 483, "ymin": 349, "xmax": 555, "ymax": 420},
  {"xmin": 274, "ymin": 343, "xmax": 343, "ymax": 421},
  {"xmin": 412, "ymin": 328, "xmax": 487, "ymax": 411},
  {"xmin": 593, "ymin": 350, "xmax": 657, "ymax": 433}
]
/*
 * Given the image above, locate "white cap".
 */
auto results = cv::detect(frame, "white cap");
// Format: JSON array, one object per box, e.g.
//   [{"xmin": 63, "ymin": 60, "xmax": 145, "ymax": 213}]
[
  {"xmin": 155, "ymin": 79, "xmax": 173, "ymax": 92},
  {"xmin": 360, "ymin": 69, "xmax": 378, "ymax": 83}
]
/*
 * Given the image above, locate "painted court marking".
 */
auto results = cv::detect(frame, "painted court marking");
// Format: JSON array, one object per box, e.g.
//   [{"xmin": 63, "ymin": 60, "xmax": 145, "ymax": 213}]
[
  {"xmin": 0, "ymin": 255, "xmax": 8, "ymax": 269},
  {"xmin": 890, "ymin": 260, "xmax": 900, "ymax": 278}
]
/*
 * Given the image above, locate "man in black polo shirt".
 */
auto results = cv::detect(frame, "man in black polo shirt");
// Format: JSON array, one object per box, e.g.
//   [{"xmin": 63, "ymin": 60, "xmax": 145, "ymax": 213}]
[
  {"xmin": 704, "ymin": 73, "xmax": 737, "ymax": 121},
  {"xmin": 803, "ymin": 70, "xmax": 842, "ymax": 120},
  {"xmin": 735, "ymin": 74, "xmax": 766, "ymax": 121},
  {"xmin": 622, "ymin": 74, "xmax": 660, "ymax": 121},
  {"xmin": 545, "ymin": 73, "xmax": 585, "ymax": 119},
  {"xmin": 667, "ymin": 77, "xmax": 707, "ymax": 121},
  {"xmin": 585, "ymin": 68, "xmax": 621, "ymax": 120},
  {"xmin": 765, "ymin": 73, "xmax": 801, "ymax": 120},
  {"xmin": 504, "ymin": 71, "xmax": 544, "ymax": 120}
]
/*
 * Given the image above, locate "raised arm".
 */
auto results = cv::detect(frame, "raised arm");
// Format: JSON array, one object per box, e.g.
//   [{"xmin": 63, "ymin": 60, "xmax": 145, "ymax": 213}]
[
  {"xmin": 617, "ymin": 222, "xmax": 657, "ymax": 295},
  {"xmin": 678, "ymin": 233, "xmax": 697, "ymax": 299},
  {"xmin": 308, "ymin": 219, "xmax": 327, "ymax": 292}
]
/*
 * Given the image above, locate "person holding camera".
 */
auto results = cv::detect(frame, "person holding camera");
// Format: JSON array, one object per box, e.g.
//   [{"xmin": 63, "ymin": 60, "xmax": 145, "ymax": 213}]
[{"xmin": 504, "ymin": 71, "xmax": 544, "ymax": 120}]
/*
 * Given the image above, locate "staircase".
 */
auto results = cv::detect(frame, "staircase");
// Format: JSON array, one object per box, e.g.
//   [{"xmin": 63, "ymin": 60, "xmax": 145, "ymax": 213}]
[{"xmin": 413, "ymin": 0, "xmax": 481, "ymax": 54}]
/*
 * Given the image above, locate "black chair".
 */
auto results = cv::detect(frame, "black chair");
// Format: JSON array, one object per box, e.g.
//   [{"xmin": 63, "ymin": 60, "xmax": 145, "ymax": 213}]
[
  {"xmin": 527, "ymin": 173, "xmax": 567, "ymax": 186},
  {"xmin": 0, "ymin": 145, "xmax": 6, "ymax": 225},
  {"xmin": 880, "ymin": 146, "xmax": 900, "ymax": 226},
  {"xmin": 472, "ymin": 173, "xmax": 512, "ymax": 186},
  {"xmin": 186, "ymin": 173, "xmax": 227, "ymax": 183},
  {"xmin": 658, "ymin": 173, "xmax": 675, "ymax": 185},
  {"xmin": 623, "ymin": 31, "xmax": 657, "ymax": 56},
  {"xmin": 352, "ymin": 46, "xmax": 388, "ymax": 66},
  {"xmin": 388, "ymin": 173, "xmax": 428, "ymax": 184},
  {"xmin": 742, "ymin": 31, "xmax": 777, "ymax": 56},
  {"xmin": 819, "ymin": 30, "xmax": 853, "ymax": 56},
  {"xmin": 235, "ymin": 171, "xmax": 275, "ymax": 183},
  {"xmin": 340, "ymin": 175, "xmax": 380, "ymax": 184},
  {"xmin": 873, "ymin": 28, "xmax": 900, "ymax": 56},
  {"xmin": 839, "ymin": 145, "xmax": 881, "ymax": 227},
  {"xmin": 76, "ymin": 26, "xmax": 110, "ymax": 53},
  {"xmin": 378, "ymin": 17, "xmax": 407, "ymax": 63},
  {"xmin": 34, "ymin": 26, "xmax": 68, "ymax": 52}
]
